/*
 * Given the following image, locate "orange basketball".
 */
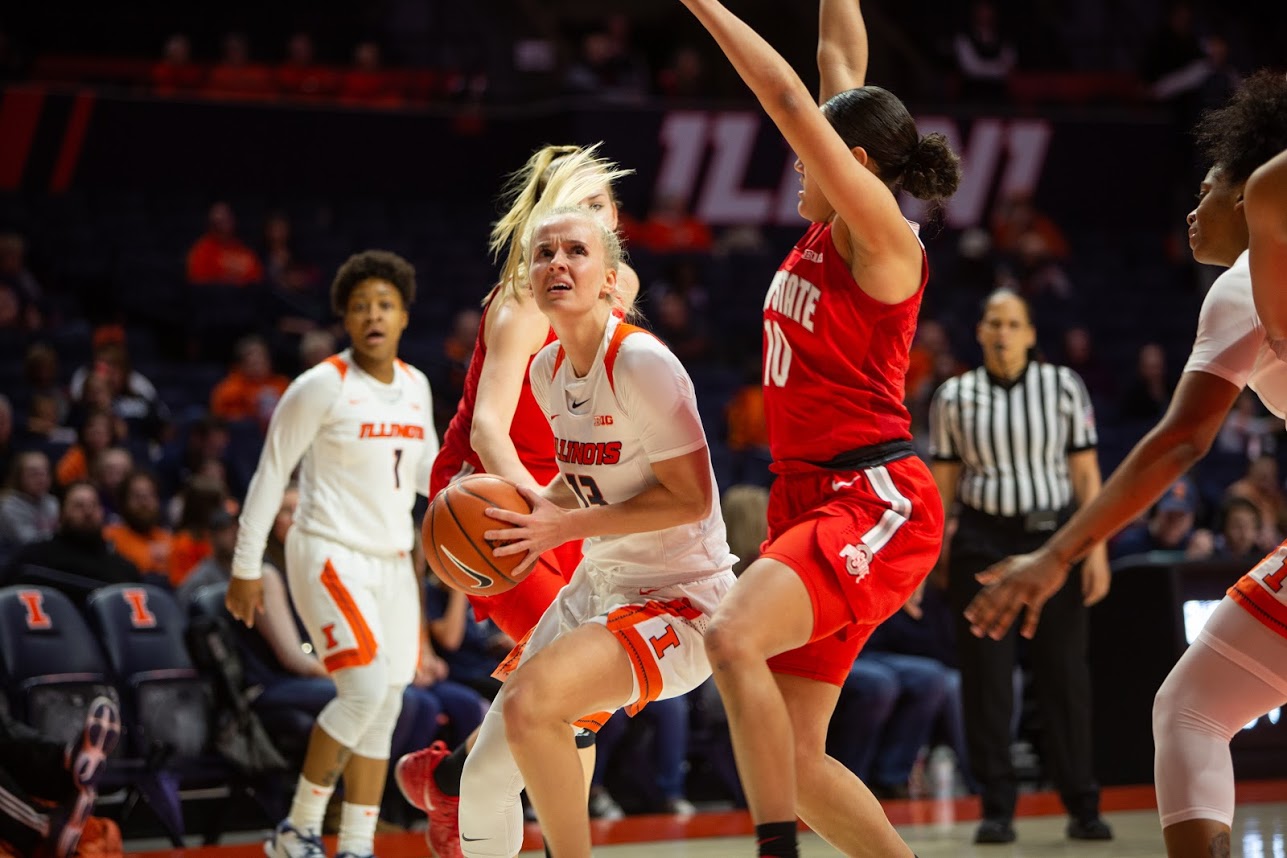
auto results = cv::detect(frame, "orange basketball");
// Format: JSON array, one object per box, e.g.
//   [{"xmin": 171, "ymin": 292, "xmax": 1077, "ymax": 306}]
[{"xmin": 423, "ymin": 474, "xmax": 533, "ymax": 597}]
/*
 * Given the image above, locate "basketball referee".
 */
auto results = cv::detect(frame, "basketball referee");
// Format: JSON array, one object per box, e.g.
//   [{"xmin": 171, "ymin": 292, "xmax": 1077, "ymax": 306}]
[{"xmin": 928, "ymin": 288, "xmax": 1113, "ymax": 845}]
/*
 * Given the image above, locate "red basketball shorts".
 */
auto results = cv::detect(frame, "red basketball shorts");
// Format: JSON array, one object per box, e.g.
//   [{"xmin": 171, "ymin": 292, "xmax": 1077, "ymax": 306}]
[
  {"xmin": 468, "ymin": 540, "xmax": 583, "ymax": 641},
  {"xmin": 761, "ymin": 455, "xmax": 943, "ymax": 686}
]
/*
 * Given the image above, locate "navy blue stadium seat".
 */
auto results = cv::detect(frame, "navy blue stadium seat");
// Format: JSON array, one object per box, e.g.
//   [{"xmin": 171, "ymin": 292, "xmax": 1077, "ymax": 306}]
[
  {"xmin": 0, "ymin": 584, "xmax": 119, "ymax": 745},
  {"xmin": 85, "ymin": 583, "xmax": 284, "ymax": 844},
  {"xmin": 85, "ymin": 584, "xmax": 212, "ymax": 761}
]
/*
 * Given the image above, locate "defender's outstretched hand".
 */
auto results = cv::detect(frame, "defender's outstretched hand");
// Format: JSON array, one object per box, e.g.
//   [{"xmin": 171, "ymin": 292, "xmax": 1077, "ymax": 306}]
[{"xmin": 964, "ymin": 547, "xmax": 1070, "ymax": 640}]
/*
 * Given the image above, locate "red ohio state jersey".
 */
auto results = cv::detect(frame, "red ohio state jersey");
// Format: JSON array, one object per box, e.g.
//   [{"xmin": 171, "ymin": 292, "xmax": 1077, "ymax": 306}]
[
  {"xmin": 762, "ymin": 221, "xmax": 926, "ymax": 463},
  {"xmin": 433, "ymin": 298, "xmax": 560, "ymax": 494}
]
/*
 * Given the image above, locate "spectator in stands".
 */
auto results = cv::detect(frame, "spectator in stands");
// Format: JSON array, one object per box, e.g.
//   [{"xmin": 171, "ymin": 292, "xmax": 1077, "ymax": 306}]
[
  {"xmin": 564, "ymin": 28, "xmax": 649, "ymax": 102},
  {"xmin": 829, "ymin": 646, "xmax": 949, "ymax": 799},
  {"xmin": 4, "ymin": 481, "xmax": 141, "ymax": 598},
  {"xmin": 262, "ymin": 211, "xmax": 323, "ymax": 299},
  {"xmin": 205, "ymin": 32, "xmax": 274, "ymax": 100},
  {"xmin": 866, "ymin": 582, "xmax": 978, "ymax": 796},
  {"xmin": 68, "ymin": 330, "xmax": 169, "ymax": 444},
  {"xmin": 589, "ymin": 696, "xmax": 696, "ymax": 817},
  {"xmin": 0, "ymin": 283, "xmax": 26, "ymax": 331},
  {"xmin": 624, "ymin": 193, "xmax": 713, "ymax": 255},
  {"xmin": 1109, "ymin": 476, "xmax": 1201, "ymax": 559},
  {"xmin": 657, "ymin": 45, "xmax": 708, "ymax": 99},
  {"xmin": 157, "ymin": 415, "xmax": 230, "ymax": 500},
  {"xmin": 22, "ymin": 343, "xmax": 68, "ymax": 427},
  {"xmin": 18, "ymin": 393, "xmax": 76, "ymax": 453},
  {"xmin": 998, "ymin": 232, "xmax": 1077, "ymax": 330},
  {"xmin": 1118, "ymin": 342, "xmax": 1175, "ymax": 422},
  {"xmin": 176, "ymin": 508, "xmax": 241, "ymax": 606},
  {"xmin": 167, "ymin": 475, "xmax": 227, "ymax": 588},
  {"xmin": 276, "ymin": 32, "xmax": 339, "ymax": 101},
  {"xmin": 1142, "ymin": 1, "xmax": 1204, "ymax": 89},
  {"xmin": 0, "ymin": 451, "xmax": 58, "ymax": 556},
  {"xmin": 651, "ymin": 290, "xmax": 710, "ymax": 363},
  {"xmin": 90, "ymin": 447, "xmax": 133, "ymax": 521},
  {"xmin": 725, "ymin": 363, "xmax": 772, "ymax": 487},
  {"xmin": 1186, "ymin": 497, "xmax": 1269, "ymax": 565},
  {"xmin": 1150, "ymin": 31, "xmax": 1240, "ymax": 110},
  {"xmin": 299, "ymin": 329, "xmax": 337, "ymax": 372},
  {"xmin": 338, "ymin": 41, "xmax": 401, "ymax": 106},
  {"xmin": 990, "ymin": 192, "xmax": 1070, "ymax": 261},
  {"xmin": 54, "ymin": 411, "xmax": 114, "ymax": 488},
  {"xmin": 186, "ymin": 201, "xmax": 265, "ymax": 286},
  {"xmin": 1061, "ymin": 326, "xmax": 1115, "ymax": 410},
  {"xmin": 1224, "ymin": 454, "xmax": 1287, "ymax": 548},
  {"xmin": 151, "ymin": 33, "xmax": 204, "ymax": 96},
  {"xmin": 951, "ymin": 0, "xmax": 1016, "ymax": 103},
  {"xmin": 435, "ymin": 307, "xmax": 482, "ymax": 436},
  {"xmin": 0, "ymin": 232, "xmax": 43, "ymax": 317},
  {"xmin": 0, "ymin": 394, "xmax": 12, "ymax": 488},
  {"xmin": 720, "ymin": 483, "xmax": 769, "ymax": 577},
  {"xmin": 102, "ymin": 469, "xmax": 172, "ymax": 578},
  {"xmin": 209, "ymin": 335, "xmax": 291, "ymax": 432},
  {"xmin": 1214, "ymin": 390, "xmax": 1276, "ymax": 461}
]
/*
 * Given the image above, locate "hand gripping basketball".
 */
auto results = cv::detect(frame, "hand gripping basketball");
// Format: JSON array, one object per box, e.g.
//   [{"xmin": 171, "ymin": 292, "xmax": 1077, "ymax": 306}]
[{"xmin": 423, "ymin": 475, "xmax": 534, "ymax": 596}]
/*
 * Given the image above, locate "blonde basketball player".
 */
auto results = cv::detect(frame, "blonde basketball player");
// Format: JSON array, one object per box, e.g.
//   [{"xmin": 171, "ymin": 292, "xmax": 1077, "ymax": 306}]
[
  {"xmin": 451, "ymin": 204, "xmax": 734, "ymax": 858},
  {"xmin": 395, "ymin": 146, "xmax": 638, "ymax": 858},
  {"xmin": 226, "ymin": 250, "xmax": 437, "ymax": 858}
]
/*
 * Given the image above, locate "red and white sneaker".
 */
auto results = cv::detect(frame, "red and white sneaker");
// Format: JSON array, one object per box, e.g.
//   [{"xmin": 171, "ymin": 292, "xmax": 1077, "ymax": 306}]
[{"xmin": 395, "ymin": 741, "xmax": 462, "ymax": 858}]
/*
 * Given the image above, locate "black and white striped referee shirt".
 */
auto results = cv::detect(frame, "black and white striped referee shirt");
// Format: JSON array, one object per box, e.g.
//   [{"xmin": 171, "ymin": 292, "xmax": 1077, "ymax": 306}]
[{"xmin": 928, "ymin": 361, "xmax": 1097, "ymax": 517}]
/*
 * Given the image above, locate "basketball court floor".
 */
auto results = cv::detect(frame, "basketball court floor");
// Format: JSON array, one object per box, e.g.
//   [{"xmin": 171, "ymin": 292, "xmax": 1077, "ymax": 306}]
[{"xmin": 128, "ymin": 781, "xmax": 1287, "ymax": 857}]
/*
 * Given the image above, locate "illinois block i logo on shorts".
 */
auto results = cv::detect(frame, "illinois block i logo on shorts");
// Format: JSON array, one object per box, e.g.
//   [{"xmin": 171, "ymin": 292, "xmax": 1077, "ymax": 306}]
[{"xmin": 839, "ymin": 542, "xmax": 873, "ymax": 581}]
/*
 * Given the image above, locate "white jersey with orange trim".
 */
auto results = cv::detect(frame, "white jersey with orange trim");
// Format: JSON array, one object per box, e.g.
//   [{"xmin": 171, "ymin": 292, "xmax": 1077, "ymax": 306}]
[
  {"xmin": 1184, "ymin": 251, "xmax": 1287, "ymax": 636},
  {"xmin": 1184, "ymin": 250, "xmax": 1287, "ymax": 419},
  {"xmin": 529, "ymin": 313, "xmax": 734, "ymax": 587},
  {"xmin": 232, "ymin": 349, "xmax": 436, "ymax": 580}
]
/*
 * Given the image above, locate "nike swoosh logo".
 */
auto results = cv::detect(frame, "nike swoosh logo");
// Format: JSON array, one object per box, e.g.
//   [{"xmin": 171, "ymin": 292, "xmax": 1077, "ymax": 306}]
[
  {"xmin": 639, "ymin": 586, "xmax": 665, "ymax": 596},
  {"xmin": 442, "ymin": 546, "xmax": 494, "ymax": 589},
  {"xmin": 571, "ymin": 398, "xmax": 589, "ymax": 409},
  {"xmin": 461, "ymin": 835, "xmax": 488, "ymax": 842},
  {"xmin": 831, "ymin": 477, "xmax": 860, "ymax": 491}
]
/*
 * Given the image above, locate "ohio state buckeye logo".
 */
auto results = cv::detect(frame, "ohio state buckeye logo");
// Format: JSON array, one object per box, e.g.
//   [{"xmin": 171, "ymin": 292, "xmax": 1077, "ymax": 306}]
[{"xmin": 839, "ymin": 542, "xmax": 873, "ymax": 581}]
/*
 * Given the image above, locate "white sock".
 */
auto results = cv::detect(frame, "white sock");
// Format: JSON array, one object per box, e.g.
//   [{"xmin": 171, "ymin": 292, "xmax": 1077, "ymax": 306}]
[
  {"xmin": 336, "ymin": 802, "xmax": 380, "ymax": 856},
  {"xmin": 287, "ymin": 776, "xmax": 334, "ymax": 836}
]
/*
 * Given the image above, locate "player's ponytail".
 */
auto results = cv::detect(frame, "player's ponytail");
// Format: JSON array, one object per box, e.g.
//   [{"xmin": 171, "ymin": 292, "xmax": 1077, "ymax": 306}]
[
  {"xmin": 822, "ymin": 85, "xmax": 962, "ymax": 204},
  {"xmin": 488, "ymin": 144, "xmax": 582, "ymax": 303},
  {"xmin": 492, "ymin": 144, "xmax": 633, "ymax": 304}
]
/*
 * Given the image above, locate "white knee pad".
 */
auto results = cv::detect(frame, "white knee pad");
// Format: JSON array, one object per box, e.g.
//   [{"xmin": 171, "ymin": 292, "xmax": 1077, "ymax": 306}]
[
  {"xmin": 459, "ymin": 707, "xmax": 525, "ymax": 858},
  {"xmin": 1153, "ymin": 665, "xmax": 1238, "ymax": 828},
  {"xmin": 352, "ymin": 685, "xmax": 404, "ymax": 760},
  {"xmin": 315, "ymin": 658, "xmax": 390, "ymax": 749}
]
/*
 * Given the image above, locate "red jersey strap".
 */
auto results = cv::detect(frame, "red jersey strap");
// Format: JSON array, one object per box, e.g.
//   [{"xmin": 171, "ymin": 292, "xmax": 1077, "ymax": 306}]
[
  {"xmin": 604, "ymin": 323, "xmax": 659, "ymax": 396},
  {"xmin": 323, "ymin": 354, "xmax": 348, "ymax": 379},
  {"xmin": 551, "ymin": 347, "xmax": 566, "ymax": 380}
]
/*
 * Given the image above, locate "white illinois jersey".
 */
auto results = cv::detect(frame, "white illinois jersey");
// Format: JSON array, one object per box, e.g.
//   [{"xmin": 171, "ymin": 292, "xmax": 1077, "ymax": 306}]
[
  {"xmin": 529, "ymin": 314, "xmax": 734, "ymax": 587},
  {"xmin": 1184, "ymin": 250, "xmax": 1287, "ymax": 421},
  {"xmin": 232, "ymin": 350, "xmax": 436, "ymax": 579}
]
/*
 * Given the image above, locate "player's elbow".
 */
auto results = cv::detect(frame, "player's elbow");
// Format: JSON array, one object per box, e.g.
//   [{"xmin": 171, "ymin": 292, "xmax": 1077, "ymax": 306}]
[
  {"xmin": 469, "ymin": 418, "xmax": 503, "ymax": 458},
  {"xmin": 679, "ymin": 476, "xmax": 715, "ymax": 524}
]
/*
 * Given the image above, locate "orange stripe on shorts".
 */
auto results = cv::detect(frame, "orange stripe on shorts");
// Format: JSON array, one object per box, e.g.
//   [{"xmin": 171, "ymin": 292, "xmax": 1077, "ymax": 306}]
[{"xmin": 319, "ymin": 559, "xmax": 379, "ymax": 672}]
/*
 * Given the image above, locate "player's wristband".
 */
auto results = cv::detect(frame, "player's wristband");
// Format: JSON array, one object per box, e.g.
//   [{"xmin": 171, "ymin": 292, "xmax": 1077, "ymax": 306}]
[{"xmin": 231, "ymin": 565, "xmax": 264, "ymax": 581}]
